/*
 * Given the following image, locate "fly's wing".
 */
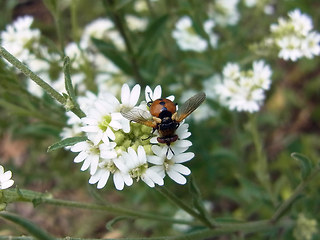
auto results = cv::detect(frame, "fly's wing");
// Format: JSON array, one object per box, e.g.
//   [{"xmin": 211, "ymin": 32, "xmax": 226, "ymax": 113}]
[
  {"xmin": 175, "ymin": 92, "xmax": 206, "ymax": 122},
  {"xmin": 120, "ymin": 107, "xmax": 157, "ymax": 128}
]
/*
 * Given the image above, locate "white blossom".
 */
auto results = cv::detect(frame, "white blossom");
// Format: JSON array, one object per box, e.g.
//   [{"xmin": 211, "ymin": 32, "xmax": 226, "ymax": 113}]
[
  {"xmin": 0, "ymin": 165, "xmax": 14, "ymax": 190},
  {"xmin": 211, "ymin": 60, "xmax": 272, "ymax": 113},
  {"xmin": 172, "ymin": 16, "xmax": 208, "ymax": 52},
  {"xmin": 148, "ymin": 145, "xmax": 193, "ymax": 185},
  {"xmin": 266, "ymin": 9, "xmax": 320, "ymax": 61},
  {"xmin": 0, "ymin": 16, "xmax": 40, "ymax": 62}
]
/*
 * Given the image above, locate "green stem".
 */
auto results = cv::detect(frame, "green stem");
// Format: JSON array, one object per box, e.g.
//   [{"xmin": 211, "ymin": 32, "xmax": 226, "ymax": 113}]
[
  {"xmin": 70, "ymin": 0, "xmax": 80, "ymax": 43},
  {"xmin": 104, "ymin": 0, "xmax": 145, "ymax": 87},
  {"xmin": 0, "ymin": 219, "xmax": 293, "ymax": 240},
  {"xmin": 0, "ymin": 46, "xmax": 66, "ymax": 105},
  {"xmin": 271, "ymin": 167, "xmax": 320, "ymax": 222},
  {"xmin": 0, "ymin": 46, "xmax": 85, "ymax": 119},
  {"xmin": 0, "ymin": 212, "xmax": 55, "ymax": 240},
  {"xmin": 63, "ymin": 57, "xmax": 86, "ymax": 118},
  {"xmin": 248, "ymin": 114, "xmax": 277, "ymax": 206},
  {"xmin": 1, "ymin": 189, "xmax": 196, "ymax": 226},
  {"xmin": 156, "ymin": 186, "xmax": 214, "ymax": 228}
]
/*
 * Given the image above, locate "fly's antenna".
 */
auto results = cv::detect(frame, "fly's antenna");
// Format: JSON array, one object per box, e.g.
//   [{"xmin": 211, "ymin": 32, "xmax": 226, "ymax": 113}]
[{"xmin": 147, "ymin": 92, "xmax": 153, "ymax": 107}]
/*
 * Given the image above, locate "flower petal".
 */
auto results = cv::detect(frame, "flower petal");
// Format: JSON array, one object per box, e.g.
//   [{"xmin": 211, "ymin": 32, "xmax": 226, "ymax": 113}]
[
  {"xmin": 173, "ymin": 152, "xmax": 195, "ymax": 163},
  {"xmin": 74, "ymin": 151, "xmax": 88, "ymax": 163},
  {"xmin": 170, "ymin": 164, "xmax": 191, "ymax": 175},
  {"xmin": 97, "ymin": 171, "xmax": 110, "ymax": 189},
  {"xmin": 129, "ymin": 84, "xmax": 141, "ymax": 107},
  {"xmin": 167, "ymin": 170, "xmax": 187, "ymax": 185},
  {"xmin": 113, "ymin": 172, "xmax": 125, "ymax": 190},
  {"xmin": 121, "ymin": 84, "xmax": 130, "ymax": 105},
  {"xmin": 1, "ymin": 180, "xmax": 14, "ymax": 189}
]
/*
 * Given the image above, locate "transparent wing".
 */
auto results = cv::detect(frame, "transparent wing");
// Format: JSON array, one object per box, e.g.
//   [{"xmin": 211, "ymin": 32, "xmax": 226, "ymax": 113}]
[
  {"xmin": 120, "ymin": 107, "xmax": 157, "ymax": 128},
  {"xmin": 175, "ymin": 92, "xmax": 206, "ymax": 122}
]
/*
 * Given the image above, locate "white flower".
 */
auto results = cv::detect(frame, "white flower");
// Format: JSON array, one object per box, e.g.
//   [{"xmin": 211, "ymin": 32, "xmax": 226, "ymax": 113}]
[
  {"xmin": 1, "ymin": 15, "xmax": 40, "ymax": 62},
  {"xmin": 0, "ymin": 165, "xmax": 14, "ymax": 190},
  {"xmin": 148, "ymin": 145, "xmax": 193, "ymax": 184},
  {"xmin": 252, "ymin": 60, "xmax": 272, "ymax": 90},
  {"xmin": 81, "ymin": 84, "xmax": 140, "ymax": 144},
  {"xmin": 301, "ymin": 31, "xmax": 320, "ymax": 59},
  {"xmin": 70, "ymin": 140, "xmax": 117, "ymax": 175},
  {"xmin": 203, "ymin": 19, "xmax": 219, "ymax": 48},
  {"xmin": 288, "ymin": 9, "xmax": 313, "ymax": 36},
  {"xmin": 145, "ymin": 85, "xmax": 175, "ymax": 102},
  {"xmin": 172, "ymin": 16, "xmax": 208, "ymax": 52},
  {"xmin": 125, "ymin": 15, "xmax": 148, "ymax": 31},
  {"xmin": 81, "ymin": 101, "xmax": 117, "ymax": 145},
  {"xmin": 89, "ymin": 157, "xmax": 132, "ymax": 190},
  {"xmin": 277, "ymin": 36, "xmax": 303, "ymax": 61},
  {"xmin": 223, "ymin": 63, "xmax": 241, "ymax": 79},
  {"xmin": 213, "ymin": 61, "xmax": 272, "ymax": 113},
  {"xmin": 114, "ymin": 146, "xmax": 164, "ymax": 188},
  {"xmin": 80, "ymin": 18, "xmax": 114, "ymax": 48},
  {"xmin": 266, "ymin": 9, "xmax": 320, "ymax": 61}
]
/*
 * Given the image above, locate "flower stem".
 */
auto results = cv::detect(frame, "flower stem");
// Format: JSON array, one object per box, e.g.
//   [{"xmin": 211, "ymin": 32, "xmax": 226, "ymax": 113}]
[
  {"xmin": 0, "ymin": 212, "xmax": 55, "ymax": 240},
  {"xmin": 271, "ymin": 166, "xmax": 320, "ymax": 222},
  {"xmin": 0, "ymin": 46, "xmax": 65, "ymax": 105},
  {"xmin": 1, "ymin": 188, "xmax": 196, "ymax": 226},
  {"xmin": 0, "ymin": 46, "xmax": 84, "ymax": 119},
  {"xmin": 156, "ymin": 186, "xmax": 214, "ymax": 228},
  {"xmin": 103, "ymin": 0, "xmax": 145, "ymax": 87},
  {"xmin": 0, "ymin": 219, "xmax": 293, "ymax": 240},
  {"xmin": 247, "ymin": 114, "xmax": 277, "ymax": 206}
]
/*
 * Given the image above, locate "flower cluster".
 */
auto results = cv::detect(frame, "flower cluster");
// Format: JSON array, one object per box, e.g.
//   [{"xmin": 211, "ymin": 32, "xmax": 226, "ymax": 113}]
[
  {"xmin": 268, "ymin": 9, "xmax": 320, "ymax": 61},
  {"xmin": 65, "ymin": 85, "xmax": 195, "ymax": 190},
  {"xmin": 0, "ymin": 16, "xmax": 132, "ymax": 97},
  {"xmin": 172, "ymin": 16, "xmax": 218, "ymax": 52},
  {"xmin": 204, "ymin": 60, "xmax": 272, "ymax": 113},
  {"xmin": 0, "ymin": 165, "xmax": 14, "ymax": 190},
  {"xmin": 0, "ymin": 16, "xmax": 40, "ymax": 62},
  {"xmin": 293, "ymin": 214, "xmax": 317, "ymax": 240}
]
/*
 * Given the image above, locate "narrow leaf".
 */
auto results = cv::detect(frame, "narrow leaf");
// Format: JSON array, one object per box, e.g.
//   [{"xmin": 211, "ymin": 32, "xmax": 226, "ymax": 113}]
[
  {"xmin": 0, "ymin": 212, "xmax": 55, "ymax": 240},
  {"xmin": 92, "ymin": 38, "xmax": 132, "ymax": 75},
  {"xmin": 115, "ymin": 0, "xmax": 133, "ymax": 10},
  {"xmin": 138, "ymin": 15, "xmax": 169, "ymax": 57},
  {"xmin": 189, "ymin": 176, "xmax": 212, "ymax": 225},
  {"xmin": 47, "ymin": 136, "xmax": 87, "ymax": 152},
  {"xmin": 106, "ymin": 216, "xmax": 133, "ymax": 231},
  {"xmin": 63, "ymin": 57, "xmax": 77, "ymax": 105},
  {"xmin": 291, "ymin": 152, "xmax": 313, "ymax": 180}
]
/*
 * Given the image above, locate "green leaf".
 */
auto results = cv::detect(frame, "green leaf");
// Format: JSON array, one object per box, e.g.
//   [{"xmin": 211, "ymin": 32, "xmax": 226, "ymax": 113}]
[
  {"xmin": 63, "ymin": 57, "xmax": 77, "ymax": 105},
  {"xmin": 0, "ymin": 212, "xmax": 55, "ymax": 240},
  {"xmin": 47, "ymin": 136, "xmax": 87, "ymax": 152},
  {"xmin": 189, "ymin": 176, "xmax": 212, "ymax": 224},
  {"xmin": 291, "ymin": 152, "xmax": 313, "ymax": 180},
  {"xmin": 115, "ymin": 0, "xmax": 133, "ymax": 10},
  {"xmin": 106, "ymin": 216, "xmax": 133, "ymax": 231},
  {"xmin": 182, "ymin": 58, "xmax": 214, "ymax": 75},
  {"xmin": 42, "ymin": 0, "xmax": 58, "ymax": 16},
  {"xmin": 92, "ymin": 38, "xmax": 132, "ymax": 75},
  {"xmin": 137, "ymin": 15, "xmax": 169, "ymax": 57}
]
